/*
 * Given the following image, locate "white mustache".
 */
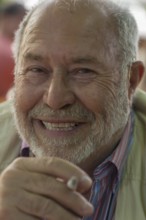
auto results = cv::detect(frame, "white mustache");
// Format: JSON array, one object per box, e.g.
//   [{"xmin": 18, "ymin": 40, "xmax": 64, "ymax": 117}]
[{"xmin": 28, "ymin": 103, "xmax": 95, "ymax": 121}]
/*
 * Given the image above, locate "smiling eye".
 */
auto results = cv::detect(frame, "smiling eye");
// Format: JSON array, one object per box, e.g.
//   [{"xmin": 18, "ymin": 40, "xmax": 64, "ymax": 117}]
[
  {"xmin": 26, "ymin": 66, "xmax": 50, "ymax": 76},
  {"xmin": 77, "ymin": 68, "xmax": 93, "ymax": 74},
  {"xmin": 24, "ymin": 66, "xmax": 50, "ymax": 85},
  {"xmin": 29, "ymin": 67, "xmax": 46, "ymax": 74},
  {"xmin": 70, "ymin": 68, "xmax": 97, "ymax": 80}
]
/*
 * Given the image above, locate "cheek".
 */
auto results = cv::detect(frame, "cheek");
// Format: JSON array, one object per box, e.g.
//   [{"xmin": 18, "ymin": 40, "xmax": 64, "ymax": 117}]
[
  {"xmin": 14, "ymin": 76, "xmax": 44, "ymax": 113},
  {"xmin": 74, "ymin": 76, "xmax": 119, "ymax": 120},
  {"xmin": 75, "ymin": 84, "xmax": 106, "ymax": 116}
]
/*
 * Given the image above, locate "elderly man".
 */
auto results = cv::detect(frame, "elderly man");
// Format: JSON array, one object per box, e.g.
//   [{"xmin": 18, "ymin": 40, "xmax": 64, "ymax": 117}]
[{"xmin": 0, "ymin": 0, "xmax": 145, "ymax": 219}]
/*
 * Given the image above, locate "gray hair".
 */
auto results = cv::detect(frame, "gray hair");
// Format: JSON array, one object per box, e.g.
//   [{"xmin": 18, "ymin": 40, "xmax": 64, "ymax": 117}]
[{"xmin": 12, "ymin": 0, "xmax": 139, "ymax": 73}]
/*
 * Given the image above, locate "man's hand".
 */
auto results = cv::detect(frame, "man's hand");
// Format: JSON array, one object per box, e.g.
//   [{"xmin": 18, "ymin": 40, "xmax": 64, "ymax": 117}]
[{"xmin": 0, "ymin": 157, "xmax": 93, "ymax": 220}]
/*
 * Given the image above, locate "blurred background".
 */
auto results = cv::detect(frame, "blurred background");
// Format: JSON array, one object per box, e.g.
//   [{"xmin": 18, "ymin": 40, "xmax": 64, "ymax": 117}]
[{"xmin": 0, "ymin": 0, "xmax": 146, "ymax": 102}]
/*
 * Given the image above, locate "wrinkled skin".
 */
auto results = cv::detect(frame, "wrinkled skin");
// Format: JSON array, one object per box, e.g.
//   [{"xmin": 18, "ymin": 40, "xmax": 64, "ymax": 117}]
[
  {"xmin": 0, "ymin": 0, "xmax": 143, "ymax": 219},
  {"xmin": 0, "ymin": 157, "xmax": 93, "ymax": 219}
]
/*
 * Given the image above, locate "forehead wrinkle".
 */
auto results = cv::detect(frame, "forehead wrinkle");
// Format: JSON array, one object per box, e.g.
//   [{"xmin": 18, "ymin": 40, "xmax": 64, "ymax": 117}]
[
  {"xmin": 72, "ymin": 56, "xmax": 98, "ymax": 64},
  {"xmin": 21, "ymin": 0, "xmax": 112, "ymax": 50},
  {"xmin": 19, "ymin": 2, "xmax": 117, "ymax": 70}
]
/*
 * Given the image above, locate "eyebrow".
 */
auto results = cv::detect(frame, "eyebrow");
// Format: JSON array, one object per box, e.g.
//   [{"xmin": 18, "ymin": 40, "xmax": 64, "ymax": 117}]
[
  {"xmin": 71, "ymin": 56, "xmax": 99, "ymax": 65},
  {"xmin": 23, "ymin": 52, "xmax": 44, "ymax": 62},
  {"xmin": 23, "ymin": 52, "xmax": 102, "ymax": 67},
  {"xmin": 71, "ymin": 56, "xmax": 105, "ymax": 71}
]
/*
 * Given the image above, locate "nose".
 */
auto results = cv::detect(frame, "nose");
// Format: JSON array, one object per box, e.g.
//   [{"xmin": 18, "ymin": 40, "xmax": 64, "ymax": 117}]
[{"xmin": 43, "ymin": 74, "xmax": 75, "ymax": 110}]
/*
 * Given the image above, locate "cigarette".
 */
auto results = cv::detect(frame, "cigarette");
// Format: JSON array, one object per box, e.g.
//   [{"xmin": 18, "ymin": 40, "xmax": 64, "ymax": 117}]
[{"xmin": 67, "ymin": 176, "xmax": 78, "ymax": 191}]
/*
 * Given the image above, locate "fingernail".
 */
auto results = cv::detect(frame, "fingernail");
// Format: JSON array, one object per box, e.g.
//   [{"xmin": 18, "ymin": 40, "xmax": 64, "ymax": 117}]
[{"xmin": 81, "ymin": 176, "xmax": 92, "ymax": 185}]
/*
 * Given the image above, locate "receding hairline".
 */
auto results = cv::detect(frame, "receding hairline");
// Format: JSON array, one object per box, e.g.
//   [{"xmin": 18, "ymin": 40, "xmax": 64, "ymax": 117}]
[
  {"xmin": 24, "ymin": 0, "xmax": 111, "ymax": 28},
  {"xmin": 14, "ymin": 0, "xmax": 117, "ymax": 60},
  {"xmin": 13, "ymin": 0, "xmax": 138, "ymax": 75}
]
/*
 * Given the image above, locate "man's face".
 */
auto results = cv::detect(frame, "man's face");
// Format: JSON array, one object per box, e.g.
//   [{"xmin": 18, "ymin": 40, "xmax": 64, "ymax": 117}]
[{"xmin": 13, "ymin": 6, "xmax": 130, "ymax": 166}]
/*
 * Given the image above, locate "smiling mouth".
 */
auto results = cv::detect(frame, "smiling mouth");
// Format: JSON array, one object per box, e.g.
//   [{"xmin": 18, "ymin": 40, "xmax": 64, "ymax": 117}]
[{"xmin": 42, "ymin": 121, "xmax": 80, "ymax": 131}]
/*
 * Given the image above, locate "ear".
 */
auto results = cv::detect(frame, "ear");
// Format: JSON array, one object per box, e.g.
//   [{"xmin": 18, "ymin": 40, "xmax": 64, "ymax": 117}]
[{"xmin": 128, "ymin": 61, "xmax": 144, "ymax": 99}]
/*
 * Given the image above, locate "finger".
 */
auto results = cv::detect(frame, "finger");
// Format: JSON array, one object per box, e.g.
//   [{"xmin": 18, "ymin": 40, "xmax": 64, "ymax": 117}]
[
  {"xmin": 0, "ymin": 207, "xmax": 40, "ymax": 220},
  {"xmin": 0, "ymin": 164, "xmax": 93, "ymax": 218},
  {"xmin": 17, "ymin": 190, "xmax": 91, "ymax": 220},
  {"xmin": 67, "ymin": 176, "xmax": 78, "ymax": 190},
  {"xmin": 15, "ymin": 172, "xmax": 93, "ymax": 217},
  {"xmin": 11, "ymin": 157, "xmax": 92, "ymax": 192}
]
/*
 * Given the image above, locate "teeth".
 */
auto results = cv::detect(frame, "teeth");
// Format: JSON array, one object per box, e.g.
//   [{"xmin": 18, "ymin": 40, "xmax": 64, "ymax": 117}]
[{"xmin": 42, "ymin": 122, "xmax": 77, "ymax": 131}]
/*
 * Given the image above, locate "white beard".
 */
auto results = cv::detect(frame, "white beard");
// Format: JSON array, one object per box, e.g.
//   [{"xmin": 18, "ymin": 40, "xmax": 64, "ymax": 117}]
[{"xmin": 12, "ymin": 77, "xmax": 130, "ymax": 165}]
